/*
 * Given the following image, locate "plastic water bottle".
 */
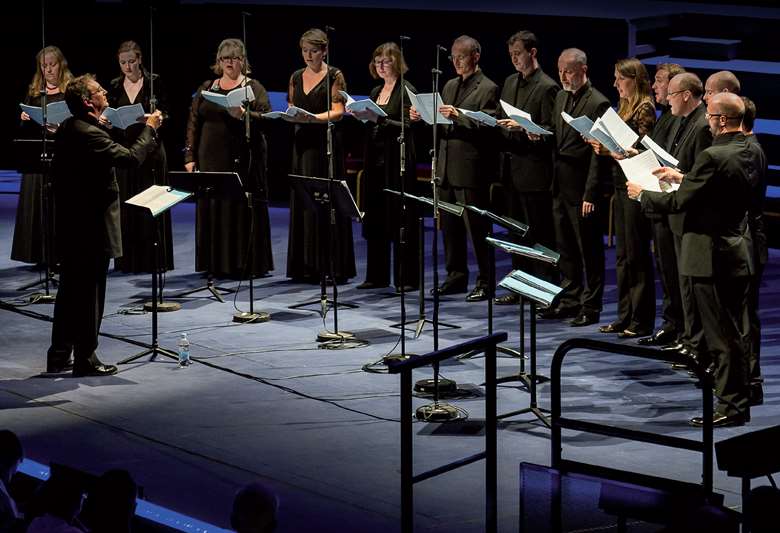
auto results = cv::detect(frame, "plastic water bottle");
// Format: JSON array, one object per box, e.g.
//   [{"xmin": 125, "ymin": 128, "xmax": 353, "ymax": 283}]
[{"xmin": 178, "ymin": 333, "xmax": 191, "ymax": 367}]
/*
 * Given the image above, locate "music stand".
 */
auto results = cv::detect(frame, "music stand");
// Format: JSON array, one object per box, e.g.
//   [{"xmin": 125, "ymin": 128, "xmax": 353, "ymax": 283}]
[
  {"xmin": 167, "ymin": 171, "xmax": 243, "ymax": 302},
  {"xmin": 288, "ymin": 174, "xmax": 363, "ymax": 345},
  {"xmin": 118, "ymin": 185, "xmax": 191, "ymax": 364},
  {"xmin": 384, "ymin": 190, "xmax": 462, "ymax": 337},
  {"xmin": 494, "ymin": 266, "xmax": 563, "ymax": 428},
  {"xmin": 13, "ymin": 138, "xmax": 58, "ymax": 299}
]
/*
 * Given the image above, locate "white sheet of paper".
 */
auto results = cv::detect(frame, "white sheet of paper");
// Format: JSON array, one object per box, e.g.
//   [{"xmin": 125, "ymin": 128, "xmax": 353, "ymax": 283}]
[
  {"xmin": 20, "ymin": 101, "xmax": 72, "ymax": 126},
  {"xmin": 125, "ymin": 185, "xmax": 192, "ymax": 217},
  {"xmin": 340, "ymin": 91, "xmax": 387, "ymax": 123},
  {"xmin": 600, "ymin": 107, "xmax": 639, "ymax": 151},
  {"xmin": 640, "ymin": 135, "xmax": 680, "ymax": 169},
  {"xmin": 561, "ymin": 111, "xmax": 596, "ymax": 140},
  {"xmin": 101, "ymin": 103, "xmax": 145, "ymax": 130},
  {"xmin": 458, "ymin": 108, "xmax": 497, "ymax": 127},
  {"xmin": 500, "ymin": 100, "xmax": 552, "ymax": 135},
  {"xmin": 202, "ymin": 85, "xmax": 255, "ymax": 109},
  {"xmin": 589, "ymin": 117, "xmax": 624, "ymax": 155},
  {"xmin": 618, "ymin": 149, "xmax": 664, "ymax": 194},
  {"xmin": 405, "ymin": 88, "xmax": 451, "ymax": 125}
]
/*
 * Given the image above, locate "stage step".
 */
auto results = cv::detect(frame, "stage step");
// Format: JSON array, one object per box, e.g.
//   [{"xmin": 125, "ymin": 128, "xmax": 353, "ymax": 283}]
[{"xmin": 668, "ymin": 36, "xmax": 741, "ymax": 61}]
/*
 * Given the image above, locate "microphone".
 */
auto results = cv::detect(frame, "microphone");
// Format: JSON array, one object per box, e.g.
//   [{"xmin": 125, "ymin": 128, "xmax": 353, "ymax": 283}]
[
  {"xmin": 400, "ymin": 35, "xmax": 411, "ymax": 41},
  {"xmin": 241, "ymin": 11, "xmax": 252, "ymax": 16},
  {"xmin": 437, "ymin": 45, "xmax": 448, "ymax": 52}
]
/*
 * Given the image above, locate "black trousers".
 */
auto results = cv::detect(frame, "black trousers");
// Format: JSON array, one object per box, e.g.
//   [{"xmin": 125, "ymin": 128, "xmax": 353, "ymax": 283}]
[
  {"xmin": 673, "ymin": 234, "xmax": 703, "ymax": 352},
  {"xmin": 552, "ymin": 195, "xmax": 605, "ymax": 314},
  {"xmin": 440, "ymin": 184, "xmax": 490, "ymax": 287},
  {"xmin": 748, "ymin": 259, "xmax": 765, "ymax": 383},
  {"xmin": 507, "ymin": 189, "xmax": 557, "ymax": 282},
  {"xmin": 613, "ymin": 188, "xmax": 655, "ymax": 332},
  {"xmin": 693, "ymin": 275, "xmax": 751, "ymax": 416},
  {"xmin": 363, "ymin": 231, "xmax": 420, "ymax": 288},
  {"xmin": 47, "ymin": 252, "xmax": 110, "ymax": 368},
  {"xmin": 651, "ymin": 216, "xmax": 683, "ymax": 335}
]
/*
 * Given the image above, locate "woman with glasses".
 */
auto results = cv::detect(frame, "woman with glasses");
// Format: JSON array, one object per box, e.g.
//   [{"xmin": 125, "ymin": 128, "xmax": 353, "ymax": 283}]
[
  {"xmin": 107, "ymin": 40, "xmax": 174, "ymax": 274},
  {"xmin": 286, "ymin": 28, "xmax": 355, "ymax": 283},
  {"xmin": 12, "ymin": 46, "xmax": 73, "ymax": 267},
  {"xmin": 184, "ymin": 38, "xmax": 273, "ymax": 280},
  {"xmin": 351, "ymin": 42, "xmax": 418, "ymax": 292},
  {"xmin": 590, "ymin": 58, "xmax": 656, "ymax": 339}
]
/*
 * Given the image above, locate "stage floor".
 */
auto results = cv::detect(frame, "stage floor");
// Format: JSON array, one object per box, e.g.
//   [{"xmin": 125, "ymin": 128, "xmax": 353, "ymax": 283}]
[{"xmin": 1, "ymin": 191, "xmax": 778, "ymax": 532}]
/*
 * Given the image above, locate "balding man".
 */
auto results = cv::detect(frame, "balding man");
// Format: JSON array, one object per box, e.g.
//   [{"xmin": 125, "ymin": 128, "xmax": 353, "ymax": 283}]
[
  {"xmin": 545, "ymin": 48, "xmax": 610, "ymax": 326},
  {"xmin": 628, "ymin": 93, "xmax": 754, "ymax": 427},
  {"xmin": 704, "ymin": 70, "xmax": 740, "ymax": 104}
]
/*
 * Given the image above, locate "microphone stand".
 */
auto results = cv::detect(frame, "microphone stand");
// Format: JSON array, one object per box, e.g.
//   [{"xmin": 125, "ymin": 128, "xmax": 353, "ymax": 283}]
[
  {"xmin": 415, "ymin": 44, "xmax": 459, "ymax": 422},
  {"xmin": 27, "ymin": 0, "xmax": 56, "ymax": 303},
  {"xmin": 233, "ymin": 10, "xmax": 270, "ymax": 324},
  {"xmin": 317, "ymin": 25, "xmax": 355, "ymax": 346}
]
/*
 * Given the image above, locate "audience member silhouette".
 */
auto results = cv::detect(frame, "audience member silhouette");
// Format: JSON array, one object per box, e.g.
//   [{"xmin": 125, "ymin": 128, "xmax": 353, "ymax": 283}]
[
  {"xmin": 0, "ymin": 430, "xmax": 24, "ymax": 531},
  {"xmin": 744, "ymin": 485, "xmax": 780, "ymax": 533},
  {"xmin": 25, "ymin": 475, "xmax": 85, "ymax": 533},
  {"xmin": 81, "ymin": 469, "xmax": 137, "ymax": 533},
  {"xmin": 230, "ymin": 482, "xmax": 278, "ymax": 533}
]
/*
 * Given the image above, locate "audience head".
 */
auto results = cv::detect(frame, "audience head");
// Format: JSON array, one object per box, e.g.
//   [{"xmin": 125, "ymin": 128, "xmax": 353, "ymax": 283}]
[
  {"xmin": 86, "ymin": 469, "xmax": 137, "ymax": 533},
  {"xmin": 0, "ymin": 430, "xmax": 23, "ymax": 485},
  {"xmin": 117, "ymin": 40, "xmax": 144, "ymax": 82},
  {"xmin": 507, "ymin": 31, "xmax": 539, "ymax": 77},
  {"xmin": 369, "ymin": 42, "xmax": 408, "ymax": 80},
  {"xmin": 557, "ymin": 48, "xmax": 588, "ymax": 92},
  {"xmin": 299, "ymin": 28, "xmax": 329, "ymax": 70},
  {"xmin": 211, "ymin": 38, "xmax": 251, "ymax": 77},
  {"xmin": 613, "ymin": 57, "xmax": 653, "ymax": 119},
  {"xmin": 704, "ymin": 70, "xmax": 740, "ymax": 103},
  {"xmin": 652, "ymin": 62, "xmax": 685, "ymax": 105},
  {"xmin": 741, "ymin": 96, "xmax": 757, "ymax": 134},
  {"xmin": 230, "ymin": 482, "xmax": 278, "ymax": 533},
  {"xmin": 707, "ymin": 92, "xmax": 744, "ymax": 137},
  {"xmin": 667, "ymin": 72, "xmax": 703, "ymax": 117},
  {"xmin": 451, "ymin": 35, "xmax": 481, "ymax": 78},
  {"xmin": 64, "ymin": 74, "xmax": 108, "ymax": 117},
  {"xmin": 36, "ymin": 475, "xmax": 85, "ymax": 523},
  {"xmin": 745, "ymin": 485, "xmax": 780, "ymax": 533},
  {"xmin": 29, "ymin": 45, "xmax": 73, "ymax": 97}
]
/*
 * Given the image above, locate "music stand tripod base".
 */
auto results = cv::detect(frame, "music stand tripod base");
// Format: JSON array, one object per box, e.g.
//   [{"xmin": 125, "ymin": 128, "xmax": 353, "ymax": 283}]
[
  {"xmin": 144, "ymin": 301, "xmax": 181, "ymax": 313},
  {"xmin": 415, "ymin": 403, "xmax": 460, "ymax": 422},
  {"xmin": 30, "ymin": 293, "xmax": 57, "ymax": 304},
  {"xmin": 233, "ymin": 311, "xmax": 271, "ymax": 323}
]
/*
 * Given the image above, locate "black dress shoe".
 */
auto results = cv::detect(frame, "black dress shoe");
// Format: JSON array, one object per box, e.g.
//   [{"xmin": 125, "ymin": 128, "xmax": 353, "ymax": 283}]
[
  {"xmin": 395, "ymin": 285, "xmax": 417, "ymax": 294},
  {"xmin": 72, "ymin": 363, "xmax": 118, "ymax": 378},
  {"xmin": 637, "ymin": 328, "xmax": 677, "ymax": 346},
  {"xmin": 749, "ymin": 383, "xmax": 764, "ymax": 406},
  {"xmin": 431, "ymin": 278, "xmax": 468, "ymax": 296},
  {"xmin": 598, "ymin": 321, "xmax": 626, "ymax": 334},
  {"xmin": 46, "ymin": 359, "xmax": 74, "ymax": 373},
  {"xmin": 466, "ymin": 286, "xmax": 489, "ymax": 302},
  {"xmin": 660, "ymin": 342, "xmax": 685, "ymax": 352},
  {"xmin": 617, "ymin": 328, "xmax": 650, "ymax": 339},
  {"xmin": 570, "ymin": 313, "xmax": 599, "ymax": 327},
  {"xmin": 355, "ymin": 281, "xmax": 388, "ymax": 290},
  {"xmin": 494, "ymin": 293, "xmax": 520, "ymax": 305},
  {"xmin": 539, "ymin": 307, "xmax": 579, "ymax": 320},
  {"xmin": 689, "ymin": 411, "xmax": 747, "ymax": 428}
]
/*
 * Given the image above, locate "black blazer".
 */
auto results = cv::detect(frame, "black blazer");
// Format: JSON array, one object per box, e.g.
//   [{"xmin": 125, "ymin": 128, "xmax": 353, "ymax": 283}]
[
  {"xmin": 499, "ymin": 68, "xmax": 560, "ymax": 192},
  {"xmin": 746, "ymin": 134, "xmax": 768, "ymax": 266},
  {"xmin": 437, "ymin": 69, "xmax": 500, "ymax": 188},
  {"xmin": 640, "ymin": 131, "xmax": 753, "ymax": 279},
  {"xmin": 666, "ymin": 103, "xmax": 712, "ymax": 236},
  {"xmin": 551, "ymin": 81, "xmax": 610, "ymax": 203},
  {"xmin": 52, "ymin": 114, "xmax": 158, "ymax": 259}
]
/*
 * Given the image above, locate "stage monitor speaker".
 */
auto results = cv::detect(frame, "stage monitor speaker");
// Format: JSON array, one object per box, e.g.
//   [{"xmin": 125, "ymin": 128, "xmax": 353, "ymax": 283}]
[{"xmin": 715, "ymin": 424, "xmax": 780, "ymax": 479}]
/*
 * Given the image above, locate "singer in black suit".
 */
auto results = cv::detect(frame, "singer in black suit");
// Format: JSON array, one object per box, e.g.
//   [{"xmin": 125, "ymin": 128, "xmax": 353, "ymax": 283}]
[
  {"xmin": 47, "ymin": 74, "xmax": 161, "ymax": 377},
  {"xmin": 546, "ymin": 48, "xmax": 610, "ymax": 326},
  {"xmin": 629, "ymin": 93, "xmax": 753, "ymax": 427},
  {"xmin": 411, "ymin": 35, "xmax": 499, "ymax": 301},
  {"xmin": 495, "ymin": 31, "xmax": 560, "ymax": 305}
]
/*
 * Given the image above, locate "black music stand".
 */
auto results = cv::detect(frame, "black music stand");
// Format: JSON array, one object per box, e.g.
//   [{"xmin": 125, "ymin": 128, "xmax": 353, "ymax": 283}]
[
  {"xmin": 119, "ymin": 185, "xmax": 192, "ymax": 364},
  {"xmin": 13, "ymin": 138, "xmax": 58, "ymax": 299},
  {"xmin": 288, "ymin": 174, "xmax": 363, "ymax": 344},
  {"xmin": 495, "ymin": 266, "xmax": 563, "ymax": 428},
  {"xmin": 384, "ymin": 190, "xmax": 461, "ymax": 337},
  {"xmin": 167, "ymin": 171, "xmax": 242, "ymax": 302}
]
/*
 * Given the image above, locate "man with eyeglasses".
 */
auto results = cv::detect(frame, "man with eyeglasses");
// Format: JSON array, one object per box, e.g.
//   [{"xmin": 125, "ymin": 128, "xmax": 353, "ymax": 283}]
[
  {"xmin": 412, "ymin": 35, "xmax": 499, "ymax": 301},
  {"xmin": 627, "ymin": 92, "xmax": 753, "ymax": 427},
  {"xmin": 47, "ymin": 74, "xmax": 162, "ymax": 378},
  {"xmin": 493, "ymin": 30, "xmax": 560, "ymax": 307}
]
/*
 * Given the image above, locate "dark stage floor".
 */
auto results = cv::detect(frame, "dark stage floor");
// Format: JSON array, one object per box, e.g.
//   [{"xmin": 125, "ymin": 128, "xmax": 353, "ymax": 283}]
[{"xmin": 1, "ymin": 185, "xmax": 779, "ymax": 532}]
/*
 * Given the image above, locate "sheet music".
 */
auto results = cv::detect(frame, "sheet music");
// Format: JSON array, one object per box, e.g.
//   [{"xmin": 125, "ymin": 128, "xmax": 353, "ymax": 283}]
[
  {"xmin": 125, "ymin": 185, "xmax": 192, "ymax": 217},
  {"xmin": 600, "ymin": 107, "xmax": 639, "ymax": 151},
  {"xmin": 101, "ymin": 103, "xmax": 145, "ymax": 130},
  {"xmin": 458, "ymin": 108, "xmax": 497, "ymax": 127},
  {"xmin": 486, "ymin": 237, "xmax": 559, "ymax": 265},
  {"xmin": 561, "ymin": 111, "xmax": 596, "ymax": 140},
  {"xmin": 618, "ymin": 149, "xmax": 665, "ymax": 195},
  {"xmin": 499, "ymin": 100, "xmax": 552, "ymax": 135},
  {"xmin": 19, "ymin": 101, "xmax": 72, "ymax": 126},
  {"xmin": 405, "ymin": 88, "xmax": 452, "ymax": 125},
  {"xmin": 640, "ymin": 135, "xmax": 680, "ymax": 169},
  {"xmin": 498, "ymin": 269, "xmax": 563, "ymax": 307},
  {"xmin": 339, "ymin": 91, "xmax": 387, "ymax": 123},
  {"xmin": 202, "ymin": 85, "xmax": 255, "ymax": 109},
  {"xmin": 589, "ymin": 117, "xmax": 624, "ymax": 155},
  {"xmin": 262, "ymin": 106, "xmax": 318, "ymax": 123}
]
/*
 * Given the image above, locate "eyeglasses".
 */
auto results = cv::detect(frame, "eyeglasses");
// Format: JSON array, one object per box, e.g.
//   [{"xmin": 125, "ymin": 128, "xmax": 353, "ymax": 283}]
[
  {"xmin": 667, "ymin": 89, "xmax": 687, "ymax": 98},
  {"xmin": 705, "ymin": 112, "xmax": 736, "ymax": 120},
  {"xmin": 373, "ymin": 59, "xmax": 393, "ymax": 67},
  {"xmin": 220, "ymin": 56, "xmax": 243, "ymax": 63},
  {"xmin": 89, "ymin": 86, "xmax": 107, "ymax": 96}
]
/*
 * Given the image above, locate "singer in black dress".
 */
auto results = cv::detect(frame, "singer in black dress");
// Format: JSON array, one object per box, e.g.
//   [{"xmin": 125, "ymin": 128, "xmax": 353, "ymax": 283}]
[
  {"xmin": 184, "ymin": 38, "xmax": 273, "ymax": 279},
  {"xmin": 12, "ymin": 46, "xmax": 73, "ymax": 266},
  {"xmin": 353, "ymin": 42, "xmax": 418, "ymax": 291},
  {"xmin": 286, "ymin": 28, "xmax": 355, "ymax": 282},
  {"xmin": 107, "ymin": 41, "xmax": 174, "ymax": 273}
]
